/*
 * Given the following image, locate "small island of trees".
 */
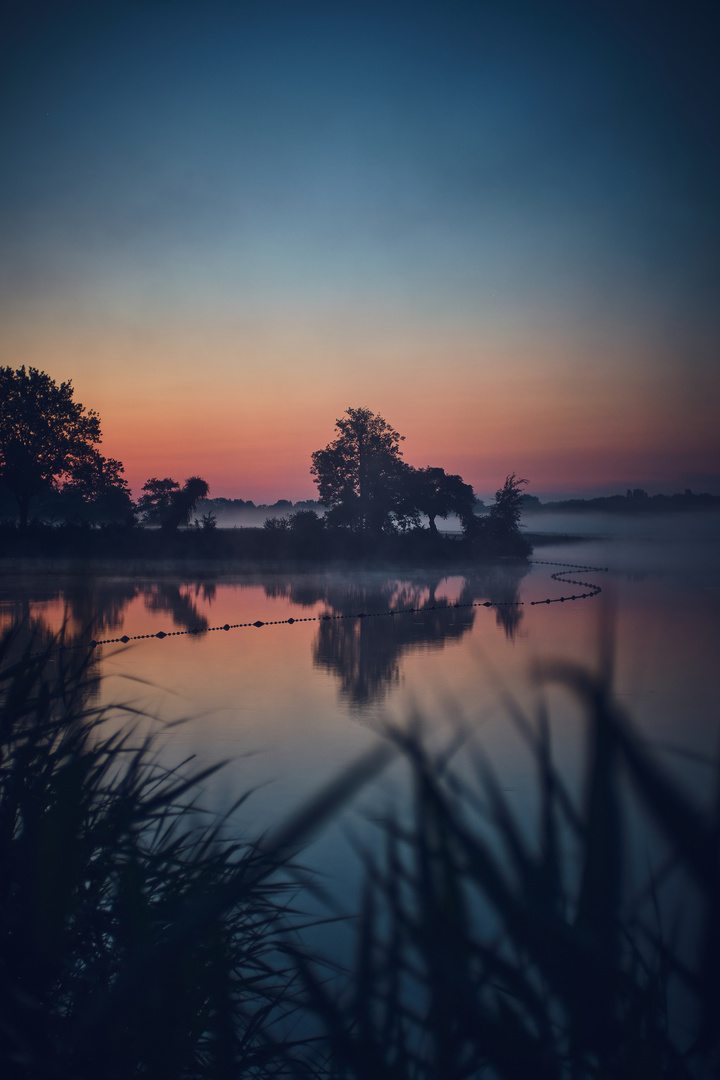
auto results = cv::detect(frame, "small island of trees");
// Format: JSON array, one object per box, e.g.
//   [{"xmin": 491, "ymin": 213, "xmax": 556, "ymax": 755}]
[
  {"xmin": 4, "ymin": 364, "xmax": 718, "ymax": 564},
  {"xmin": 0, "ymin": 366, "xmax": 538, "ymax": 562}
]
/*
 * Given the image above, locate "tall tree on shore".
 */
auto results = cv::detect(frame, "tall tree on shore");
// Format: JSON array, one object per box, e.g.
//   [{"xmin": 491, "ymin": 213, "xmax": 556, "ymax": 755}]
[
  {"xmin": 311, "ymin": 407, "xmax": 408, "ymax": 534},
  {"xmin": 487, "ymin": 473, "xmax": 528, "ymax": 533},
  {"xmin": 0, "ymin": 366, "xmax": 108, "ymax": 527},
  {"xmin": 478, "ymin": 473, "xmax": 531, "ymax": 554}
]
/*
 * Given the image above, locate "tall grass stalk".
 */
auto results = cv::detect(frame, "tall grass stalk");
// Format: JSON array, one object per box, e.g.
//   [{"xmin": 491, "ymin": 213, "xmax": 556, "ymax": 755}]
[{"xmin": 292, "ymin": 664, "xmax": 719, "ymax": 1079}]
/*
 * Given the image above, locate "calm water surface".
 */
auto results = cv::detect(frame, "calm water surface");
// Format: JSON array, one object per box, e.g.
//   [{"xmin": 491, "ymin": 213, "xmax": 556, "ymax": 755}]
[{"xmin": 2, "ymin": 515, "xmax": 719, "ymax": 883}]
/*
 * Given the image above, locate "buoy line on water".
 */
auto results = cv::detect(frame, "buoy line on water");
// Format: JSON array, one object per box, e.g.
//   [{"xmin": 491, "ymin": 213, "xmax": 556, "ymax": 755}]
[{"xmin": 23, "ymin": 560, "xmax": 609, "ymax": 657}]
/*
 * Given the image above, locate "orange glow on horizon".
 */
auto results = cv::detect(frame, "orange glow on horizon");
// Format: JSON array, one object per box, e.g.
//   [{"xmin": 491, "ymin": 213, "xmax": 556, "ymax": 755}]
[{"xmin": 3, "ymin": 315, "xmax": 718, "ymax": 501}]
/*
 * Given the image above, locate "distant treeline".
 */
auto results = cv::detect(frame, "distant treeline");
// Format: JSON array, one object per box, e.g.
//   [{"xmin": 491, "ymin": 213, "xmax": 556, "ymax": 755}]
[
  {"xmin": 196, "ymin": 497, "xmax": 321, "ymax": 516},
  {"xmin": 195, "ymin": 496, "xmax": 487, "ymax": 517},
  {"xmin": 200, "ymin": 489, "xmax": 720, "ymax": 517},
  {"xmin": 521, "ymin": 488, "xmax": 720, "ymax": 513}
]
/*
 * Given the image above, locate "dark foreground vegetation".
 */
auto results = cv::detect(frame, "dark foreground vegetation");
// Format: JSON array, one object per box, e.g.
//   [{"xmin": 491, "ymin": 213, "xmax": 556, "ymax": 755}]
[{"xmin": 2, "ymin": 631, "xmax": 718, "ymax": 1079}]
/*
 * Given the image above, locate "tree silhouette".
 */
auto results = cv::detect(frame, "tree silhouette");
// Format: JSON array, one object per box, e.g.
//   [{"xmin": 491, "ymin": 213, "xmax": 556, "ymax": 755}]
[
  {"xmin": 162, "ymin": 477, "xmax": 210, "ymax": 531},
  {"xmin": 411, "ymin": 466, "xmax": 476, "ymax": 534},
  {"xmin": 0, "ymin": 366, "xmax": 104, "ymax": 527},
  {"xmin": 58, "ymin": 450, "xmax": 135, "ymax": 524},
  {"xmin": 311, "ymin": 407, "xmax": 408, "ymax": 535},
  {"xmin": 137, "ymin": 478, "xmax": 180, "ymax": 527},
  {"xmin": 137, "ymin": 477, "xmax": 210, "ymax": 530},
  {"xmin": 479, "ymin": 473, "xmax": 531, "ymax": 554},
  {"xmin": 488, "ymin": 472, "xmax": 528, "ymax": 532}
]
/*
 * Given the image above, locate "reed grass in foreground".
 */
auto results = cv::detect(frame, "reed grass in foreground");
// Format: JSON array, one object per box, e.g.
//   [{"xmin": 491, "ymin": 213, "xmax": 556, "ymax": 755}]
[
  {"xmin": 1, "ymin": 630, "xmax": 718, "ymax": 1079},
  {"xmin": 0, "ymin": 631, "xmax": 382, "ymax": 1079},
  {"xmin": 294, "ymin": 667, "xmax": 720, "ymax": 1080}
]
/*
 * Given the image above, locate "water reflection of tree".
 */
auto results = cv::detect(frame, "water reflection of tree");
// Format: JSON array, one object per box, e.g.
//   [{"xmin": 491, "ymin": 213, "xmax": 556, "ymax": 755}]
[
  {"xmin": 461, "ymin": 564, "xmax": 527, "ymax": 640},
  {"xmin": 267, "ymin": 564, "xmax": 528, "ymax": 705},
  {"xmin": 0, "ymin": 587, "xmax": 112, "ymax": 712},
  {"xmin": 141, "ymin": 581, "xmax": 214, "ymax": 632},
  {"xmin": 2, "ymin": 576, "xmax": 218, "ymax": 715},
  {"xmin": 0, "ymin": 578, "xmax": 134, "ymax": 664},
  {"xmin": 0, "ymin": 577, "xmax": 216, "ymax": 650},
  {"xmin": 62, "ymin": 579, "xmax": 140, "ymax": 636}
]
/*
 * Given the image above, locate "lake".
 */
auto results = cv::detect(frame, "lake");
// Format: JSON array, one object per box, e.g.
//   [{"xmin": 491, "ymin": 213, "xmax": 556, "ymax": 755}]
[{"xmin": 1, "ymin": 513, "xmax": 719, "ymax": 895}]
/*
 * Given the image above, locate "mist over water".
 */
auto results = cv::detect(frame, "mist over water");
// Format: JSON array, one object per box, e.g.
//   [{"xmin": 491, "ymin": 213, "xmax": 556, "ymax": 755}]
[{"xmin": 525, "ymin": 509, "xmax": 720, "ymax": 587}]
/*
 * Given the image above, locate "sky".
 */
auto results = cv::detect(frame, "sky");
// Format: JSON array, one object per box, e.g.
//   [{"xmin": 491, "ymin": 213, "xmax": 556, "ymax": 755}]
[{"xmin": 1, "ymin": 0, "xmax": 718, "ymax": 501}]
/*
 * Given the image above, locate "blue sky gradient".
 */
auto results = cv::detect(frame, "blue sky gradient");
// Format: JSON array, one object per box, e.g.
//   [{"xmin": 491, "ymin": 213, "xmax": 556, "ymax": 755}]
[{"xmin": 1, "ymin": 0, "xmax": 718, "ymax": 499}]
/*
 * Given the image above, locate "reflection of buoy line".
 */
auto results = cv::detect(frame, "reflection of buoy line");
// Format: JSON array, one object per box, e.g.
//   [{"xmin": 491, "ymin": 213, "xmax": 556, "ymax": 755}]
[{"xmin": 33, "ymin": 561, "xmax": 608, "ymax": 655}]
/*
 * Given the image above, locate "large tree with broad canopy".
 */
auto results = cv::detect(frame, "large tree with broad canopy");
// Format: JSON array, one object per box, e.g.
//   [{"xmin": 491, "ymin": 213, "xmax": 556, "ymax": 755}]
[
  {"xmin": 0, "ymin": 366, "xmax": 113, "ymax": 527},
  {"xmin": 311, "ymin": 407, "xmax": 410, "ymax": 534}
]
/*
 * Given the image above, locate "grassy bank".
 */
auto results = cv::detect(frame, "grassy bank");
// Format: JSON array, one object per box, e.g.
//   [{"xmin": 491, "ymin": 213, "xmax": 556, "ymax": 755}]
[{"xmin": 0, "ymin": 522, "xmax": 532, "ymax": 567}]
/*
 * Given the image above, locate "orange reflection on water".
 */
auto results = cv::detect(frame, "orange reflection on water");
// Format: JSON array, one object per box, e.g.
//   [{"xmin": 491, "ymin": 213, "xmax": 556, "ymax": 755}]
[{"xmin": 2, "ymin": 531, "xmax": 718, "ymax": 830}]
